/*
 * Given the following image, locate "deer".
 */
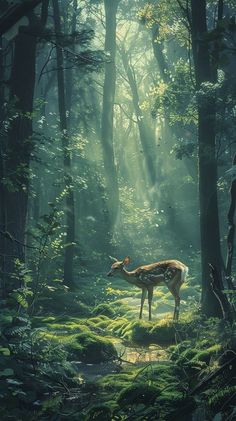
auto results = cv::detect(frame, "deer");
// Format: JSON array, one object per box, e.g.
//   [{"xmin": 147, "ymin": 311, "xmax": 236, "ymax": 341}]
[{"xmin": 107, "ymin": 256, "xmax": 188, "ymax": 321}]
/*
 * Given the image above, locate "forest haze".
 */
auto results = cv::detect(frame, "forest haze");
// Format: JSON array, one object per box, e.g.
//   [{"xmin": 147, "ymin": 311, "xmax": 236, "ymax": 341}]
[{"xmin": 0, "ymin": 0, "xmax": 236, "ymax": 420}]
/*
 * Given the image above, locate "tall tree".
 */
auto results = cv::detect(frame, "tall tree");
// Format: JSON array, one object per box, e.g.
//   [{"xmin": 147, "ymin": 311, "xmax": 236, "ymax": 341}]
[
  {"xmin": 119, "ymin": 45, "xmax": 157, "ymax": 189},
  {"xmin": 190, "ymin": 0, "xmax": 223, "ymax": 317},
  {"xmin": 52, "ymin": 0, "xmax": 75, "ymax": 288},
  {"xmin": 100, "ymin": 0, "xmax": 120, "ymax": 233},
  {"xmin": 0, "ymin": 3, "xmax": 48, "ymax": 295}
]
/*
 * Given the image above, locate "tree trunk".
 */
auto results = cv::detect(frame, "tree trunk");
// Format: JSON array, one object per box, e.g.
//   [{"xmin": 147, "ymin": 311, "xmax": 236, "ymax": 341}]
[
  {"xmin": 225, "ymin": 153, "xmax": 236, "ymax": 290},
  {"xmin": 191, "ymin": 0, "xmax": 223, "ymax": 317},
  {"xmin": 100, "ymin": 0, "xmax": 120, "ymax": 232},
  {"xmin": 1, "ymin": 25, "xmax": 38, "ymax": 293},
  {"xmin": 52, "ymin": 0, "xmax": 75, "ymax": 288},
  {"xmin": 151, "ymin": 24, "xmax": 169, "ymax": 83},
  {"xmin": 120, "ymin": 46, "xmax": 157, "ymax": 188}
]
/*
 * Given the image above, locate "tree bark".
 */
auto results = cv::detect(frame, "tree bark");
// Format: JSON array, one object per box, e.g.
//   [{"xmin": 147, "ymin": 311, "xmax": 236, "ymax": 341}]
[
  {"xmin": 100, "ymin": 0, "xmax": 120, "ymax": 232},
  {"xmin": 191, "ymin": 0, "xmax": 223, "ymax": 317},
  {"xmin": 52, "ymin": 0, "xmax": 75, "ymax": 288}
]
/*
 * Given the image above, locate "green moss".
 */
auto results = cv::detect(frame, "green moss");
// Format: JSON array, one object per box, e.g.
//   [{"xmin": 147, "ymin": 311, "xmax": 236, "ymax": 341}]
[
  {"xmin": 192, "ymin": 344, "xmax": 222, "ymax": 364},
  {"xmin": 150, "ymin": 319, "xmax": 176, "ymax": 344},
  {"xmin": 98, "ymin": 370, "xmax": 136, "ymax": 393},
  {"xmin": 176, "ymin": 348, "xmax": 199, "ymax": 364},
  {"xmin": 117, "ymin": 383, "xmax": 160, "ymax": 406},
  {"xmin": 50, "ymin": 323, "xmax": 90, "ymax": 334},
  {"xmin": 110, "ymin": 300, "xmax": 132, "ymax": 316},
  {"xmin": 169, "ymin": 340, "xmax": 192, "ymax": 361},
  {"xmin": 119, "ymin": 321, "xmax": 134, "ymax": 337},
  {"xmin": 92, "ymin": 303, "xmax": 115, "ymax": 318},
  {"xmin": 136, "ymin": 363, "xmax": 182, "ymax": 390},
  {"xmin": 68, "ymin": 332, "xmax": 117, "ymax": 363},
  {"xmin": 130, "ymin": 321, "xmax": 152, "ymax": 344},
  {"xmin": 108, "ymin": 318, "xmax": 129, "ymax": 334}
]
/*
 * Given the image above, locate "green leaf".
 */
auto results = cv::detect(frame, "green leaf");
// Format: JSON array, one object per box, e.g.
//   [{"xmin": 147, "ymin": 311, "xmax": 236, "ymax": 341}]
[{"xmin": 0, "ymin": 368, "xmax": 14, "ymax": 377}]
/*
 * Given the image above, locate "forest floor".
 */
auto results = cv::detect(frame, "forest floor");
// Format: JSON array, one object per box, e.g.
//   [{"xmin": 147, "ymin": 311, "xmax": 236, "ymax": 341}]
[{"xmin": 1, "ymin": 274, "xmax": 235, "ymax": 420}]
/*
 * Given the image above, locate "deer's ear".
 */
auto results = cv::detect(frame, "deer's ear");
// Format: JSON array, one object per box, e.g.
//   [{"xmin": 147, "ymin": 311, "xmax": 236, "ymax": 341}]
[
  {"xmin": 109, "ymin": 256, "xmax": 118, "ymax": 262},
  {"xmin": 123, "ymin": 256, "xmax": 131, "ymax": 266}
]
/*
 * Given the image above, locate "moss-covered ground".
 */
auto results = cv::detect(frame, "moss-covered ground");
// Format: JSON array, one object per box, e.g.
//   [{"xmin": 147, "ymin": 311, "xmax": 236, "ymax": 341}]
[{"xmin": 0, "ymin": 274, "xmax": 235, "ymax": 420}]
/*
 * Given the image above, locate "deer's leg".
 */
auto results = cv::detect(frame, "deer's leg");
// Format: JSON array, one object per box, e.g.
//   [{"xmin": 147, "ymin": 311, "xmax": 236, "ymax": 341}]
[
  {"xmin": 173, "ymin": 292, "xmax": 180, "ymax": 321},
  {"xmin": 139, "ymin": 288, "xmax": 147, "ymax": 319},
  {"xmin": 167, "ymin": 274, "xmax": 181, "ymax": 321},
  {"xmin": 147, "ymin": 287, "xmax": 153, "ymax": 321}
]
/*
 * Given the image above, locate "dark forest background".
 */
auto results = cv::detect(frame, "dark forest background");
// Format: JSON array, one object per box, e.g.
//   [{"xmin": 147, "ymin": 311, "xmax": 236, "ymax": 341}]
[{"xmin": 0, "ymin": 1, "xmax": 236, "ymax": 420}]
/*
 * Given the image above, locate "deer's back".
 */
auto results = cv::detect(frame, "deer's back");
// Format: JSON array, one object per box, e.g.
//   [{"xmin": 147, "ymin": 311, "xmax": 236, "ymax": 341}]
[{"xmin": 136, "ymin": 259, "xmax": 186, "ymax": 273}]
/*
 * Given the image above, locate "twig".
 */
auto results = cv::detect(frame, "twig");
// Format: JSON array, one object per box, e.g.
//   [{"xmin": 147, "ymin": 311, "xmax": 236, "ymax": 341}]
[{"xmin": 0, "ymin": 230, "xmax": 41, "ymax": 251}]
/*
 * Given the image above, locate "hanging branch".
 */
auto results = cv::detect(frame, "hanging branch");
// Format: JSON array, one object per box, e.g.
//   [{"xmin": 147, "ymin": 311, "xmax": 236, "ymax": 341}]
[{"xmin": 0, "ymin": 230, "xmax": 40, "ymax": 251}]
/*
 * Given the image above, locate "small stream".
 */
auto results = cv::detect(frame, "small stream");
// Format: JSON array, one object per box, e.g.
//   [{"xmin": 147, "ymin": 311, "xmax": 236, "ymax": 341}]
[
  {"xmin": 74, "ymin": 339, "xmax": 168, "ymax": 381},
  {"xmin": 115, "ymin": 340, "xmax": 167, "ymax": 364}
]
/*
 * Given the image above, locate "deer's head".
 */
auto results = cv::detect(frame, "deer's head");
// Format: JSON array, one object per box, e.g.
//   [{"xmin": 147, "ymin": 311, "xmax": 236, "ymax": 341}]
[{"xmin": 107, "ymin": 256, "xmax": 130, "ymax": 277}]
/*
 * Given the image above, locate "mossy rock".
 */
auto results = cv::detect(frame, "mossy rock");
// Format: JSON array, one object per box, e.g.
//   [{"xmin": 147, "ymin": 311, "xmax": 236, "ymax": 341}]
[
  {"xmin": 130, "ymin": 321, "xmax": 152, "ymax": 344},
  {"xmin": 117, "ymin": 383, "xmax": 160, "ymax": 407},
  {"xmin": 192, "ymin": 344, "xmax": 221, "ymax": 364},
  {"xmin": 150, "ymin": 320, "xmax": 175, "ymax": 344},
  {"xmin": 68, "ymin": 332, "xmax": 117, "ymax": 363},
  {"xmin": 86, "ymin": 404, "xmax": 112, "ymax": 421},
  {"xmin": 92, "ymin": 303, "xmax": 115, "ymax": 318}
]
